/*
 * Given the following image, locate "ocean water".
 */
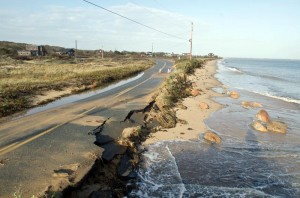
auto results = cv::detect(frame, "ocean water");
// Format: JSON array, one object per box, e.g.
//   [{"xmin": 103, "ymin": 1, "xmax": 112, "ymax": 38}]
[
  {"xmin": 130, "ymin": 58, "xmax": 300, "ymax": 197},
  {"xmin": 216, "ymin": 58, "xmax": 300, "ymax": 104}
]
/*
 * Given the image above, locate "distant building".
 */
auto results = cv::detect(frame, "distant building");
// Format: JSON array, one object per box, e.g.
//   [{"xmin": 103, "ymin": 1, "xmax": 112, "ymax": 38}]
[
  {"xmin": 182, "ymin": 53, "xmax": 190, "ymax": 56},
  {"xmin": 38, "ymin": 46, "xmax": 46, "ymax": 56},
  {"xmin": 55, "ymin": 52, "xmax": 63, "ymax": 55},
  {"xmin": 17, "ymin": 50, "xmax": 31, "ymax": 56},
  {"xmin": 208, "ymin": 53, "xmax": 215, "ymax": 57},
  {"xmin": 21, "ymin": 44, "xmax": 46, "ymax": 56},
  {"xmin": 64, "ymin": 49, "xmax": 75, "ymax": 56}
]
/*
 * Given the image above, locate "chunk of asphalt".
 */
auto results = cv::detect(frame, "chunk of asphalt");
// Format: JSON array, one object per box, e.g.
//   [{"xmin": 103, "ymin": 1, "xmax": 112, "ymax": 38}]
[
  {"xmin": 101, "ymin": 143, "xmax": 127, "ymax": 161},
  {"xmin": 94, "ymin": 134, "xmax": 115, "ymax": 146},
  {"xmin": 118, "ymin": 153, "xmax": 133, "ymax": 179}
]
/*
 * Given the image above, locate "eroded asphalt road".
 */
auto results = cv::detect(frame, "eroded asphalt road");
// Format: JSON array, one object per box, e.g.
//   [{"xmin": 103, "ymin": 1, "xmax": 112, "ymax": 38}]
[{"xmin": 0, "ymin": 59, "xmax": 173, "ymax": 197}]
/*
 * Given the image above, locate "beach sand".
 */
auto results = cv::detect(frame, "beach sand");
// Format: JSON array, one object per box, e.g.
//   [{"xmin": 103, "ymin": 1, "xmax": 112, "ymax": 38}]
[{"xmin": 144, "ymin": 60, "xmax": 223, "ymax": 145}]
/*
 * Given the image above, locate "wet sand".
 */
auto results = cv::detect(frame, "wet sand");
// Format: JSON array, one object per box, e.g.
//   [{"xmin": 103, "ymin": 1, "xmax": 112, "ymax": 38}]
[{"xmin": 145, "ymin": 60, "xmax": 223, "ymax": 144}]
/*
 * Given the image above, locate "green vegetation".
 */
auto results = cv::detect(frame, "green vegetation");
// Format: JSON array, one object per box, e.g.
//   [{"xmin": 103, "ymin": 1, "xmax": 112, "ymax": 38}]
[
  {"xmin": 175, "ymin": 58, "xmax": 205, "ymax": 74},
  {"xmin": 154, "ymin": 58, "xmax": 205, "ymax": 128},
  {"xmin": 0, "ymin": 56, "xmax": 154, "ymax": 117}
]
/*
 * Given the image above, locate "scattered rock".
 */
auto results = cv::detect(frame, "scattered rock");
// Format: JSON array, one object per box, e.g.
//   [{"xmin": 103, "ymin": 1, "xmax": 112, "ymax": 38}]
[
  {"xmin": 267, "ymin": 121, "xmax": 287, "ymax": 133},
  {"xmin": 241, "ymin": 101, "xmax": 262, "ymax": 109},
  {"xmin": 204, "ymin": 131, "xmax": 221, "ymax": 143},
  {"xmin": 191, "ymin": 82, "xmax": 197, "ymax": 87},
  {"xmin": 191, "ymin": 89, "xmax": 200, "ymax": 97},
  {"xmin": 229, "ymin": 91, "xmax": 240, "ymax": 99},
  {"xmin": 199, "ymin": 102, "xmax": 209, "ymax": 109},
  {"xmin": 256, "ymin": 109, "xmax": 271, "ymax": 123},
  {"xmin": 251, "ymin": 121, "xmax": 268, "ymax": 132},
  {"xmin": 187, "ymin": 128, "xmax": 193, "ymax": 130}
]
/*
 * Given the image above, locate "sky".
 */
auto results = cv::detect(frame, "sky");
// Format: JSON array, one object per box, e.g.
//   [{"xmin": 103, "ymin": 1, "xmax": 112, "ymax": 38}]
[{"xmin": 0, "ymin": 0, "xmax": 300, "ymax": 59}]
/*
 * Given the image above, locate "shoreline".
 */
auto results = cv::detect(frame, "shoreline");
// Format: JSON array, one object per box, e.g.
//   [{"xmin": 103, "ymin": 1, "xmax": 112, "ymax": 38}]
[
  {"xmin": 131, "ymin": 59, "xmax": 300, "ymax": 197},
  {"xmin": 144, "ymin": 60, "xmax": 224, "ymax": 145},
  {"xmin": 62, "ymin": 58, "xmax": 221, "ymax": 197}
]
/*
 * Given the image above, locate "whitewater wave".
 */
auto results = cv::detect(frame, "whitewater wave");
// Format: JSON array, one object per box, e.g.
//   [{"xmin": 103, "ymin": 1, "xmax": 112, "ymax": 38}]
[
  {"xmin": 252, "ymin": 91, "xmax": 300, "ymax": 104},
  {"xmin": 227, "ymin": 66, "xmax": 243, "ymax": 74},
  {"xmin": 230, "ymin": 86, "xmax": 300, "ymax": 105}
]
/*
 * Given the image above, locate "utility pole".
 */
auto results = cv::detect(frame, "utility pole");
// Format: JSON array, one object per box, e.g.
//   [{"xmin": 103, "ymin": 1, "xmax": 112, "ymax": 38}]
[
  {"xmin": 152, "ymin": 43, "xmax": 153, "ymax": 57},
  {"xmin": 101, "ymin": 45, "xmax": 104, "ymax": 59},
  {"xmin": 75, "ymin": 40, "xmax": 78, "ymax": 63},
  {"xmin": 189, "ymin": 22, "xmax": 193, "ymax": 60}
]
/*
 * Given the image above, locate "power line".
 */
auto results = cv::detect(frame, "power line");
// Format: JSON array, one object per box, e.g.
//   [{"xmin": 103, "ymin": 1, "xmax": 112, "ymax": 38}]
[{"xmin": 82, "ymin": 0, "xmax": 187, "ymax": 41}]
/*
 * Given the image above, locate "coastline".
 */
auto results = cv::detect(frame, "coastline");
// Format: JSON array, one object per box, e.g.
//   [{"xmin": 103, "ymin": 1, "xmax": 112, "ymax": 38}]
[
  {"xmin": 132, "ymin": 58, "xmax": 300, "ymax": 197},
  {"xmin": 144, "ymin": 60, "xmax": 223, "ymax": 145}
]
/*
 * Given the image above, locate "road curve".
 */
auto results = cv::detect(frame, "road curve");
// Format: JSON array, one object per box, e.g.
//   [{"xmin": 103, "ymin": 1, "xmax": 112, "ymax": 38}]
[{"xmin": 0, "ymin": 59, "xmax": 173, "ymax": 197}]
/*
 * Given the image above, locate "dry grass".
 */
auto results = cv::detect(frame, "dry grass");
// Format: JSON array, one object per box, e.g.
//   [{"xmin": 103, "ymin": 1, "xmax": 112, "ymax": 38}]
[{"xmin": 0, "ymin": 56, "xmax": 154, "ymax": 117}]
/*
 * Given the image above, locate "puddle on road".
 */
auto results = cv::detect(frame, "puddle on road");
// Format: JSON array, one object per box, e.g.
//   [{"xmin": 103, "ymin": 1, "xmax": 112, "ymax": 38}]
[{"xmin": 15, "ymin": 72, "xmax": 145, "ymax": 119}]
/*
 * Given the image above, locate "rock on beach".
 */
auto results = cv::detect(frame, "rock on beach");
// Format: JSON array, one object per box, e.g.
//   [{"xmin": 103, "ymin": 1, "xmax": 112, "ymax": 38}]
[
  {"xmin": 204, "ymin": 131, "xmax": 221, "ymax": 143},
  {"xmin": 267, "ymin": 121, "xmax": 287, "ymax": 133},
  {"xmin": 191, "ymin": 89, "xmax": 200, "ymax": 97},
  {"xmin": 229, "ymin": 91, "xmax": 240, "ymax": 99},
  {"xmin": 256, "ymin": 109, "xmax": 271, "ymax": 123},
  {"xmin": 199, "ymin": 102, "xmax": 209, "ymax": 109},
  {"xmin": 241, "ymin": 101, "xmax": 262, "ymax": 109},
  {"xmin": 251, "ymin": 121, "xmax": 268, "ymax": 132},
  {"xmin": 252, "ymin": 109, "xmax": 288, "ymax": 134}
]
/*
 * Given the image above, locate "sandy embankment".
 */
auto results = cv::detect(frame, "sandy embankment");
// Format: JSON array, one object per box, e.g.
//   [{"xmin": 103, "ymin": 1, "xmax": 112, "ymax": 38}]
[{"xmin": 145, "ymin": 60, "xmax": 224, "ymax": 144}]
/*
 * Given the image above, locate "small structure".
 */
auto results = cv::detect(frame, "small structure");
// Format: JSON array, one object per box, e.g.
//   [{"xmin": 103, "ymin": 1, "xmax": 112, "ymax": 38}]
[
  {"xmin": 64, "ymin": 49, "xmax": 75, "ymax": 56},
  {"xmin": 182, "ymin": 53, "xmax": 190, "ymax": 57},
  {"xmin": 17, "ymin": 50, "xmax": 31, "ymax": 56},
  {"xmin": 208, "ymin": 53, "xmax": 215, "ymax": 58},
  {"xmin": 146, "ymin": 52, "xmax": 153, "ymax": 57},
  {"xmin": 20, "ymin": 44, "xmax": 46, "ymax": 56},
  {"xmin": 38, "ymin": 46, "xmax": 46, "ymax": 56}
]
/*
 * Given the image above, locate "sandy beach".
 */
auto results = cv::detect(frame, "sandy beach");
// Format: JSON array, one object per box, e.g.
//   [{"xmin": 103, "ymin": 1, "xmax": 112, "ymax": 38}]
[
  {"xmin": 144, "ymin": 60, "xmax": 223, "ymax": 145},
  {"xmin": 133, "ymin": 58, "xmax": 300, "ymax": 197}
]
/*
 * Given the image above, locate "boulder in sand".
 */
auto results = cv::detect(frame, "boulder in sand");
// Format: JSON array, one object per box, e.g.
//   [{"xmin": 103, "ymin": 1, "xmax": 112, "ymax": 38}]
[
  {"xmin": 191, "ymin": 89, "xmax": 200, "ymax": 97},
  {"xmin": 204, "ymin": 131, "xmax": 221, "ymax": 143},
  {"xmin": 251, "ymin": 121, "xmax": 268, "ymax": 132},
  {"xmin": 256, "ymin": 109, "xmax": 271, "ymax": 123},
  {"xmin": 241, "ymin": 101, "xmax": 262, "ymax": 109},
  {"xmin": 199, "ymin": 102, "xmax": 209, "ymax": 109},
  {"xmin": 229, "ymin": 91, "xmax": 240, "ymax": 99},
  {"xmin": 267, "ymin": 121, "xmax": 287, "ymax": 133}
]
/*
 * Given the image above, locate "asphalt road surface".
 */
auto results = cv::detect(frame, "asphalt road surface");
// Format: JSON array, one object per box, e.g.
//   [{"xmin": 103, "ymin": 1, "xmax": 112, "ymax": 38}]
[{"xmin": 0, "ymin": 59, "xmax": 173, "ymax": 197}]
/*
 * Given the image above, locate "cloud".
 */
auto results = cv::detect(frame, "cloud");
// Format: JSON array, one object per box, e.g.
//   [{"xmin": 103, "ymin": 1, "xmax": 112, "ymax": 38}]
[{"xmin": 0, "ymin": 3, "xmax": 207, "ymax": 53}]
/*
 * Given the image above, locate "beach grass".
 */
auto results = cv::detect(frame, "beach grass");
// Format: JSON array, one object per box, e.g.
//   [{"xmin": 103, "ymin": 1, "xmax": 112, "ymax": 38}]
[
  {"xmin": 154, "ymin": 58, "xmax": 205, "ymax": 128},
  {"xmin": 0, "ymin": 56, "xmax": 154, "ymax": 117}
]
